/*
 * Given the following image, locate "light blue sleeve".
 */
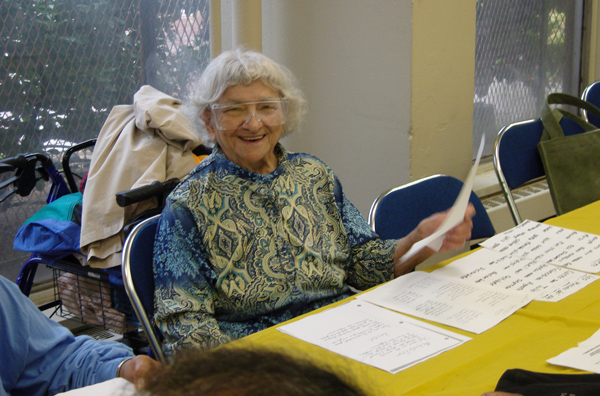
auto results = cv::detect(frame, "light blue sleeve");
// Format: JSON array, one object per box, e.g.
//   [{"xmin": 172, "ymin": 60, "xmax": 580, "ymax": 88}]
[{"xmin": 0, "ymin": 276, "xmax": 134, "ymax": 396}]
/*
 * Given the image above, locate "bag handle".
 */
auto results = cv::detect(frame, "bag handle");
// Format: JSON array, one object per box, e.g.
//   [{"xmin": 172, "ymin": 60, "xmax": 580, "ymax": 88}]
[{"xmin": 541, "ymin": 93, "xmax": 600, "ymax": 140}]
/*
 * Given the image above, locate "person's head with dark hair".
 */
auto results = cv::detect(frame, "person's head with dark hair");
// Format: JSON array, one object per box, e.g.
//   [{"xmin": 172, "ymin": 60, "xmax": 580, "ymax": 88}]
[{"xmin": 143, "ymin": 347, "xmax": 366, "ymax": 396}]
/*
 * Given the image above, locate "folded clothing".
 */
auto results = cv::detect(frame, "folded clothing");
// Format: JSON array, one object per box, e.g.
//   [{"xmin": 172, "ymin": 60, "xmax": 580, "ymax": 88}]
[{"xmin": 13, "ymin": 193, "xmax": 83, "ymax": 264}]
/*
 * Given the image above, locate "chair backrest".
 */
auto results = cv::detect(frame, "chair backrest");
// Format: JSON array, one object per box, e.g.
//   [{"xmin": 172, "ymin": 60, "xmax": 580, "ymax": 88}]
[
  {"xmin": 368, "ymin": 174, "xmax": 495, "ymax": 242},
  {"xmin": 121, "ymin": 214, "xmax": 166, "ymax": 363},
  {"xmin": 493, "ymin": 116, "xmax": 587, "ymax": 225},
  {"xmin": 581, "ymin": 81, "xmax": 600, "ymax": 127}
]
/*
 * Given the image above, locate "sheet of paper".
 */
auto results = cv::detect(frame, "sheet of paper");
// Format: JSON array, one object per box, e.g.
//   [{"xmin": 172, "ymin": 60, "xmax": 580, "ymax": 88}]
[
  {"xmin": 357, "ymin": 270, "xmax": 532, "ymax": 334},
  {"xmin": 56, "ymin": 378, "xmax": 138, "ymax": 396},
  {"xmin": 277, "ymin": 299, "xmax": 470, "ymax": 374},
  {"xmin": 401, "ymin": 135, "xmax": 485, "ymax": 262},
  {"xmin": 547, "ymin": 328, "xmax": 600, "ymax": 373},
  {"xmin": 481, "ymin": 220, "xmax": 600, "ymax": 274},
  {"xmin": 433, "ymin": 248, "xmax": 599, "ymax": 302}
]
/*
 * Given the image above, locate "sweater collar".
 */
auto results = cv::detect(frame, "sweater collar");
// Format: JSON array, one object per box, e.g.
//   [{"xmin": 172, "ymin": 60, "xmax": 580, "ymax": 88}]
[{"xmin": 211, "ymin": 143, "xmax": 288, "ymax": 182}]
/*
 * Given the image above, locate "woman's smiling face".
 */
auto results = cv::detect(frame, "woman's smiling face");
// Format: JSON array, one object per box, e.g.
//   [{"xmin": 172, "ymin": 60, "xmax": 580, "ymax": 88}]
[{"xmin": 203, "ymin": 80, "xmax": 285, "ymax": 174}]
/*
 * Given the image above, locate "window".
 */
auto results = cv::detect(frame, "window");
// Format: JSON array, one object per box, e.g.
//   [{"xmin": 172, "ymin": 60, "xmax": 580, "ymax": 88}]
[
  {"xmin": 473, "ymin": 0, "xmax": 584, "ymax": 158},
  {"xmin": 0, "ymin": 0, "xmax": 210, "ymax": 281}
]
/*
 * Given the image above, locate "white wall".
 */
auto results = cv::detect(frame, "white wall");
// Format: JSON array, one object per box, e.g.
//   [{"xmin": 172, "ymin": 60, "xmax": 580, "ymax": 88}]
[{"xmin": 262, "ymin": 0, "xmax": 412, "ymax": 216}]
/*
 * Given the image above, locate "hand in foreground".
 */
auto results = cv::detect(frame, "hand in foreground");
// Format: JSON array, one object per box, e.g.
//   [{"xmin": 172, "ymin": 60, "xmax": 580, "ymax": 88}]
[
  {"xmin": 119, "ymin": 355, "xmax": 162, "ymax": 390},
  {"xmin": 393, "ymin": 203, "xmax": 476, "ymax": 277}
]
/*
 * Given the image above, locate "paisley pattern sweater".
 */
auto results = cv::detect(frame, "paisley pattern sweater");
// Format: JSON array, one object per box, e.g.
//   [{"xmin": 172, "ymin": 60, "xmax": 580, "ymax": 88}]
[{"xmin": 153, "ymin": 144, "xmax": 396, "ymax": 356}]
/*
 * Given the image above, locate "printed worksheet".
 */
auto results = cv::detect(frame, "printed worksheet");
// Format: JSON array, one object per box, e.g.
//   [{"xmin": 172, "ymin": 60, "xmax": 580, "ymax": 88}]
[
  {"xmin": 357, "ymin": 271, "xmax": 532, "ymax": 334},
  {"xmin": 277, "ymin": 299, "xmax": 470, "ymax": 374},
  {"xmin": 434, "ymin": 248, "xmax": 599, "ymax": 302},
  {"xmin": 481, "ymin": 220, "xmax": 600, "ymax": 274},
  {"xmin": 547, "ymin": 328, "xmax": 600, "ymax": 373}
]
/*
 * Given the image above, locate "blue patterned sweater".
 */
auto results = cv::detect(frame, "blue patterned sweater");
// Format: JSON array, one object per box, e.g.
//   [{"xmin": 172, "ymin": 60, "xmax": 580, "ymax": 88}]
[{"xmin": 153, "ymin": 144, "xmax": 396, "ymax": 356}]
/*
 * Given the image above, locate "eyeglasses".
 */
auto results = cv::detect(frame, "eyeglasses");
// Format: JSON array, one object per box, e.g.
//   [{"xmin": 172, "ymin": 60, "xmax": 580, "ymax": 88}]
[{"xmin": 210, "ymin": 100, "xmax": 288, "ymax": 131}]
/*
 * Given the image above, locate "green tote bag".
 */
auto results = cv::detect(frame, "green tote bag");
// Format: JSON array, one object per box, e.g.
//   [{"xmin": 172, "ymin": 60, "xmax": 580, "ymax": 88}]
[{"xmin": 538, "ymin": 93, "xmax": 600, "ymax": 215}]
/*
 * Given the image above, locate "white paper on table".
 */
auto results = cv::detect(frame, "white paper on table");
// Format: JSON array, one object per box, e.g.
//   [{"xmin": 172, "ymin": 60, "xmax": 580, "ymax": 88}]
[
  {"xmin": 357, "ymin": 270, "xmax": 532, "ymax": 334},
  {"xmin": 277, "ymin": 299, "xmax": 470, "ymax": 374},
  {"xmin": 401, "ymin": 135, "xmax": 485, "ymax": 262},
  {"xmin": 481, "ymin": 220, "xmax": 600, "ymax": 274},
  {"xmin": 433, "ymin": 248, "xmax": 599, "ymax": 302},
  {"xmin": 56, "ymin": 378, "xmax": 139, "ymax": 396},
  {"xmin": 547, "ymin": 328, "xmax": 600, "ymax": 373}
]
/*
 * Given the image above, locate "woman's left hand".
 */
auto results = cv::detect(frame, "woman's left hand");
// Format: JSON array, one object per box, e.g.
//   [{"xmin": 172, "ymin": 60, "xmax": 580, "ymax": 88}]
[
  {"xmin": 438, "ymin": 203, "xmax": 475, "ymax": 252},
  {"xmin": 393, "ymin": 203, "xmax": 476, "ymax": 276},
  {"xmin": 408, "ymin": 202, "xmax": 476, "ymax": 250}
]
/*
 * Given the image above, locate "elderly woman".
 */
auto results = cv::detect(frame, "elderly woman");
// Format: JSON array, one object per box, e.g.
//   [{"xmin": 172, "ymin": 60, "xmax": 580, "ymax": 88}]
[{"xmin": 153, "ymin": 48, "xmax": 475, "ymax": 356}]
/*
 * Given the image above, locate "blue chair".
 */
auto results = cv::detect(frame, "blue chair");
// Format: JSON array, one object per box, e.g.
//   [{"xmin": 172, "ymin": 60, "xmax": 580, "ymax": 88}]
[
  {"xmin": 581, "ymin": 81, "xmax": 600, "ymax": 127},
  {"xmin": 121, "ymin": 214, "xmax": 166, "ymax": 363},
  {"xmin": 493, "ymin": 116, "xmax": 587, "ymax": 225},
  {"xmin": 368, "ymin": 174, "xmax": 495, "ymax": 243}
]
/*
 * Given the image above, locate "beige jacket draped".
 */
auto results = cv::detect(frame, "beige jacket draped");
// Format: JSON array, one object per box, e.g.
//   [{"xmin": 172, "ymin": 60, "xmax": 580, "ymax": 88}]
[{"xmin": 80, "ymin": 85, "xmax": 203, "ymax": 268}]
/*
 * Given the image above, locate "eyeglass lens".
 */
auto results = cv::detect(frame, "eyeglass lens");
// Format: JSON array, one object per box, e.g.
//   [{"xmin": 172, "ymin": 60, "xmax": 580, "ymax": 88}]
[{"xmin": 211, "ymin": 100, "xmax": 287, "ymax": 130}]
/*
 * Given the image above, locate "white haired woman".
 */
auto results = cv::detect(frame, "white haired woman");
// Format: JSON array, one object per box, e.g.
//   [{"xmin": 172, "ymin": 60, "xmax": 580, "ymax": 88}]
[{"xmin": 153, "ymin": 48, "xmax": 475, "ymax": 356}]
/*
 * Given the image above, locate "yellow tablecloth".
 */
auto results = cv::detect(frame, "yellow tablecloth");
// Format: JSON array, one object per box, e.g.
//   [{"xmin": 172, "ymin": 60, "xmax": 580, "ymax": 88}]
[{"xmin": 232, "ymin": 201, "xmax": 600, "ymax": 396}]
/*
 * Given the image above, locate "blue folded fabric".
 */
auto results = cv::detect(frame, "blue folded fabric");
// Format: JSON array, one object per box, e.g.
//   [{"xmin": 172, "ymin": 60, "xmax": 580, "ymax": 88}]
[{"xmin": 13, "ymin": 193, "xmax": 83, "ymax": 263}]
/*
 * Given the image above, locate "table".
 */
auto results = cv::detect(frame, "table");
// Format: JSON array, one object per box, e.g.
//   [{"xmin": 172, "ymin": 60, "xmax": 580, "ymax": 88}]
[{"xmin": 231, "ymin": 200, "xmax": 600, "ymax": 396}]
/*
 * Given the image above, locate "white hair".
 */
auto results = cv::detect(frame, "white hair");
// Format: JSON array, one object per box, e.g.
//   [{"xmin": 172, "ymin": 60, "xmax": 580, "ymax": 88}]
[{"xmin": 183, "ymin": 48, "xmax": 308, "ymax": 146}]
